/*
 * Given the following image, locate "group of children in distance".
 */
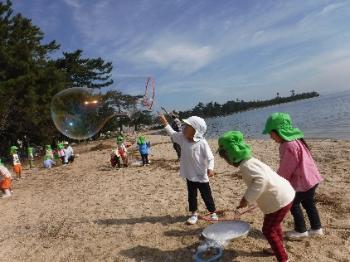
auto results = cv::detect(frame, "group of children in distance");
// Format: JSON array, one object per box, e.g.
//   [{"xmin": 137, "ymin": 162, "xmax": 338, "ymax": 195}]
[
  {"xmin": 43, "ymin": 141, "xmax": 75, "ymax": 169},
  {"xmin": 56, "ymin": 141, "xmax": 75, "ymax": 166},
  {"xmin": 0, "ymin": 141, "xmax": 75, "ymax": 198},
  {"xmin": 159, "ymin": 112, "xmax": 323, "ymax": 262},
  {"xmin": 110, "ymin": 135, "xmax": 151, "ymax": 169}
]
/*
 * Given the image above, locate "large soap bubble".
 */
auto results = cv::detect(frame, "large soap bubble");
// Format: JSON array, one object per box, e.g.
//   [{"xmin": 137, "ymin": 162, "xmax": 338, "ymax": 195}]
[{"xmin": 51, "ymin": 76, "xmax": 155, "ymax": 140}]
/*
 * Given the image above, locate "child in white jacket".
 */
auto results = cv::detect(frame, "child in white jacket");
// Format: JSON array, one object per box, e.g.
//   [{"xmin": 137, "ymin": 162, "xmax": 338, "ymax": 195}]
[
  {"xmin": 218, "ymin": 131, "xmax": 295, "ymax": 262},
  {"xmin": 159, "ymin": 114, "xmax": 218, "ymax": 224}
]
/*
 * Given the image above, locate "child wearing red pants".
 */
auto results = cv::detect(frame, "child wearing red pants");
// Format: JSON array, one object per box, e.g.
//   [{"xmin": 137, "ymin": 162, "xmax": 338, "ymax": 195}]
[
  {"xmin": 116, "ymin": 136, "xmax": 128, "ymax": 167},
  {"xmin": 10, "ymin": 146, "xmax": 22, "ymax": 179},
  {"xmin": 110, "ymin": 149, "xmax": 122, "ymax": 169},
  {"xmin": 218, "ymin": 131, "xmax": 295, "ymax": 262}
]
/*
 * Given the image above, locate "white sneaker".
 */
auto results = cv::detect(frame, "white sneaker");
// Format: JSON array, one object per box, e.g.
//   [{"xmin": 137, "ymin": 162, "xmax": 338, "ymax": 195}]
[
  {"xmin": 186, "ymin": 214, "xmax": 198, "ymax": 225},
  {"xmin": 210, "ymin": 213, "xmax": 219, "ymax": 221},
  {"xmin": 286, "ymin": 230, "xmax": 309, "ymax": 240},
  {"xmin": 308, "ymin": 228, "xmax": 324, "ymax": 236},
  {"xmin": 1, "ymin": 195, "xmax": 11, "ymax": 199},
  {"xmin": 1, "ymin": 189, "xmax": 11, "ymax": 199}
]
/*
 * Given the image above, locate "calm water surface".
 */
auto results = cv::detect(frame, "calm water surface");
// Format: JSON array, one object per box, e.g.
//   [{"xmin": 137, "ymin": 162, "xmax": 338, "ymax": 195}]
[{"xmin": 206, "ymin": 91, "xmax": 350, "ymax": 139}]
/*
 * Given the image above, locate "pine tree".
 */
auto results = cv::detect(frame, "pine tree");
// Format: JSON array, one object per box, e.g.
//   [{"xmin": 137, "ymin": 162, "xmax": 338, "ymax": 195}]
[
  {"xmin": 0, "ymin": 0, "xmax": 66, "ymax": 155},
  {"xmin": 0, "ymin": 1, "xmax": 119, "ymax": 157},
  {"xmin": 54, "ymin": 49, "xmax": 113, "ymax": 88}
]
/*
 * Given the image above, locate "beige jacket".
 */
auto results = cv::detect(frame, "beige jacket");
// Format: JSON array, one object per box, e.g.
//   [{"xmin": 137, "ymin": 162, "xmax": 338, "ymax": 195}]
[{"xmin": 240, "ymin": 157, "xmax": 295, "ymax": 214}]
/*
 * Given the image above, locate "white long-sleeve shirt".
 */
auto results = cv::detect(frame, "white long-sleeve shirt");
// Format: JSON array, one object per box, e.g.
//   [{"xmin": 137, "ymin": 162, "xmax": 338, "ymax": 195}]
[
  {"xmin": 165, "ymin": 125, "xmax": 214, "ymax": 183},
  {"xmin": 240, "ymin": 157, "xmax": 295, "ymax": 214}
]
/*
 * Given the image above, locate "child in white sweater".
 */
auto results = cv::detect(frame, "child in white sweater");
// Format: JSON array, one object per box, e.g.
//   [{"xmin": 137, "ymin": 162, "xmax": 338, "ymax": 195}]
[
  {"xmin": 218, "ymin": 131, "xmax": 295, "ymax": 262},
  {"xmin": 159, "ymin": 114, "xmax": 218, "ymax": 224}
]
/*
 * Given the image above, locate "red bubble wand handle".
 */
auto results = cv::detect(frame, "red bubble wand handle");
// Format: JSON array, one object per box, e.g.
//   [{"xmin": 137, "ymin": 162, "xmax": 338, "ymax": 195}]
[{"xmin": 200, "ymin": 205, "xmax": 258, "ymax": 223}]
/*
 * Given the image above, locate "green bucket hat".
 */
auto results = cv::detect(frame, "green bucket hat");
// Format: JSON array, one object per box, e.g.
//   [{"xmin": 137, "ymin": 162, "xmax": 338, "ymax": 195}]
[
  {"xmin": 10, "ymin": 146, "xmax": 18, "ymax": 154},
  {"xmin": 218, "ymin": 131, "xmax": 252, "ymax": 164},
  {"xmin": 116, "ymin": 136, "xmax": 124, "ymax": 143},
  {"xmin": 263, "ymin": 112, "xmax": 304, "ymax": 141},
  {"xmin": 57, "ymin": 143, "xmax": 64, "ymax": 150},
  {"xmin": 137, "ymin": 136, "xmax": 146, "ymax": 145}
]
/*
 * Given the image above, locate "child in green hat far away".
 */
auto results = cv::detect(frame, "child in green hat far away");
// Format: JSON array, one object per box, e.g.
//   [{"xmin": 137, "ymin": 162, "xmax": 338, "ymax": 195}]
[
  {"xmin": 263, "ymin": 112, "xmax": 324, "ymax": 240},
  {"xmin": 137, "ymin": 136, "xmax": 150, "ymax": 166},
  {"xmin": 57, "ymin": 142, "xmax": 65, "ymax": 165},
  {"xmin": 218, "ymin": 131, "xmax": 295, "ymax": 262},
  {"xmin": 43, "ymin": 146, "xmax": 56, "ymax": 169},
  {"xmin": 116, "ymin": 136, "xmax": 128, "ymax": 167},
  {"xmin": 27, "ymin": 147, "xmax": 34, "ymax": 169},
  {"xmin": 159, "ymin": 113, "xmax": 218, "ymax": 225},
  {"xmin": 111, "ymin": 136, "xmax": 129, "ymax": 169},
  {"xmin": 45, "ymin": 145, "xmax": 54, "ymax": 161},
  {"xmin": 10, "ymin": 146, "xmax": 22, "ymax": 179}
]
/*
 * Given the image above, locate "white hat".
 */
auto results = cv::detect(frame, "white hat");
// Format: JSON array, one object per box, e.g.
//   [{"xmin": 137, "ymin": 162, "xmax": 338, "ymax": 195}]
[
  {"xmin": 63, "ymin": 141, "xmax": 69, "ymax": 145},
  {"xmin": 183, "ymin": 116, "xmax": 207, "ymax": 142}
]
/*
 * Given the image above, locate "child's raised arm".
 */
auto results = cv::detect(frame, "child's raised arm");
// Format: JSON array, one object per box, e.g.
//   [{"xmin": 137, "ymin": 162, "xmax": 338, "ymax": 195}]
[
  {"xmin": 158, "ymin": 113, "xmax": 182, "ymax": 144},
  {"xmin": 158, "ymin": 113, "xmax": 169, "ymax": 127}
]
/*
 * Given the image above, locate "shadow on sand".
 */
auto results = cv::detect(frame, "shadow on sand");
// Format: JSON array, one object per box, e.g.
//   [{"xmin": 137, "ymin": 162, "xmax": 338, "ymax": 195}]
[
  {"xmin": 96, "ymin": 216, "xmax": 271, "ymax": 261},
  {"xmin": 95, "ymin": 215, "xmax": 188, "ymax": 226},
  {"xmin": 119, "ymin": 245, "xmax": 271, "ymax": 262}
]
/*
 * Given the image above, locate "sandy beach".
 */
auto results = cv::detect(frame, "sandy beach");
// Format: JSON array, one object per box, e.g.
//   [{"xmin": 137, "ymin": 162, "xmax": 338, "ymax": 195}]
[{"xmin": 0, "ymin": 134, "xmax": 349, "ymax": 262}]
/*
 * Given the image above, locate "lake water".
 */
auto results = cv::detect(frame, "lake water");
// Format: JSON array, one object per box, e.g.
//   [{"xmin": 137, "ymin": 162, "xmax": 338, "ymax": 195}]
[{"xmin": 206, "ymin": 90, "xmax": 350, "ymax": 140}]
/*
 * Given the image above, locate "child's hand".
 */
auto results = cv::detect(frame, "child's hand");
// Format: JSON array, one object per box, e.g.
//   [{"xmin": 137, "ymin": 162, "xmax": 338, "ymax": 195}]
[
  {"xmin": 207, "ymin": 169, "xmax": 214, "ymax": 177},
  {"xmin": 237, "ymin": 197, "xmax": 248, "ymax": 209},
  {"xmin": 158, "ymin": 113, "xmax": 169, "ymax": 127}
]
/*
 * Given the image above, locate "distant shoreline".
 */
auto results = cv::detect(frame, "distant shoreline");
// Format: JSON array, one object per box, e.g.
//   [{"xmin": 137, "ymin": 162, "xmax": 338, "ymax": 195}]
[{"xmin": 179, "ymin": 91, "xmax": 320, "ymax": 119}]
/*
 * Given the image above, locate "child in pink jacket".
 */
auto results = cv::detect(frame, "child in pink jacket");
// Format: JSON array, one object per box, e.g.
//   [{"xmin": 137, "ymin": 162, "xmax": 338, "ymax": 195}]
[{"xmin": 263, "ymin": 112, "xmax": 323, "ymax": 240}]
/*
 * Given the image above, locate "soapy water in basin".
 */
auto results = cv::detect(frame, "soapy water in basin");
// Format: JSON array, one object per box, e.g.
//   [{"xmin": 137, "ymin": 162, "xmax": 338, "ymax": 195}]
[{"xmin": 202, "ymin": 220, "xmax": 250, "ymax": 245}]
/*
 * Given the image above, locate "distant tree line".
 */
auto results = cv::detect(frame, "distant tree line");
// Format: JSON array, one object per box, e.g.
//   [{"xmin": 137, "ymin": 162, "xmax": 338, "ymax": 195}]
[{"xmin": 179, "ymin": 91, "xmax": 320, "ymax": 119}]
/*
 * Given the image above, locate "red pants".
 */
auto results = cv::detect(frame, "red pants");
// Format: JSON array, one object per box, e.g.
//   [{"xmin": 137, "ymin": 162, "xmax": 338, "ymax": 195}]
[
  {"xmin": 13, "ymin": 164, "xmax": 22, "ymax": 175},
  {"xmin": 262, "ymin": 202, "xmax": 292, "ymax": 262},
  {"xmin": 0, "ymin": 177, "xmax": 11, "ymax": 189}
]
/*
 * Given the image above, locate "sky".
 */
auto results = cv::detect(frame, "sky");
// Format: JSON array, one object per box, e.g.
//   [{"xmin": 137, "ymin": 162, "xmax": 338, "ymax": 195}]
[{"xmin": 12, "ymin": 0, "xmax": 350, "ymax": 110}]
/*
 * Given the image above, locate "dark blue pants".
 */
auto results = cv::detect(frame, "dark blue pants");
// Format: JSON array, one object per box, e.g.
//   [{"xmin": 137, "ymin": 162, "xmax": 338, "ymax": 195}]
[
  {"xmin": 186, "ymin": 179, "xmax": 216, "ymax": 213},
  {"xmin": 141, "ymin": 154, "xmax": 149, "ymax": 165},
  {"xmin": 291, "ymin": 184, "xmax": 322, "ymax": 233}
]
